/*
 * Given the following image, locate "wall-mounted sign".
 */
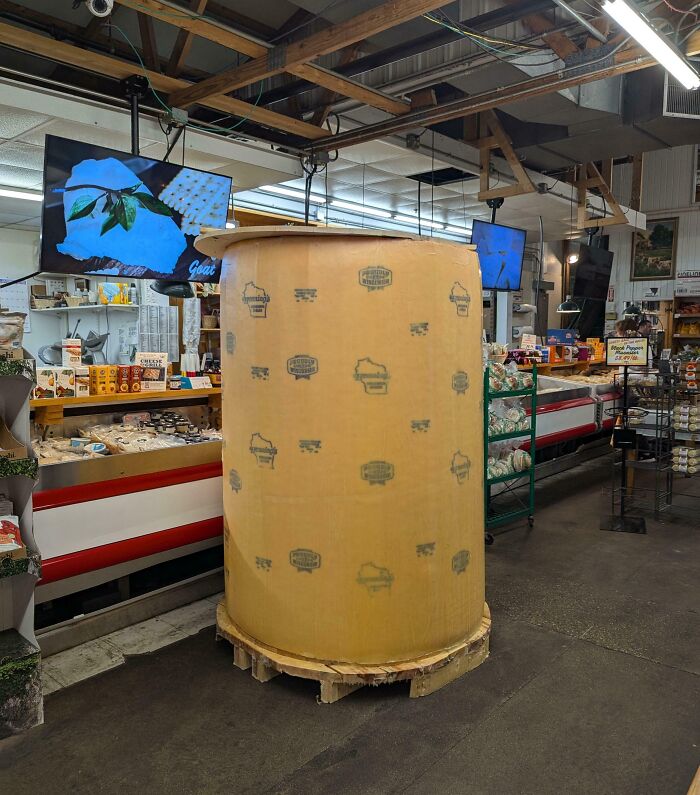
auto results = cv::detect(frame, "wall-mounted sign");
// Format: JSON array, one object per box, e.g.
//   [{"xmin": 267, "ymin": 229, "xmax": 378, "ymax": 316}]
[
  {"xmin": 606, "ymin": 337, "xmax": 649, "ymax": 367},
  {"xmin": 675, "ymin": 266, "xmax": 700, "ymax": 296},
  {"xmin": 521, "ymin": 333, "xmax": 537, "ymax": 351}
]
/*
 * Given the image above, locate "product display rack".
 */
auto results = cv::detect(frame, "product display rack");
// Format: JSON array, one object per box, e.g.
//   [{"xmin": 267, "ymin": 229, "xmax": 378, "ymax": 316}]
[
  {"xmin": 672, "ymin": 295, "xmax": 700, "ymax": 355},
  {"xmin": 483, "ymin": 365, "xmax": 537, "ymax": 540},
  {"xmin": 0, "ymin": 355, "xmax": 42, "ymax": 737}
]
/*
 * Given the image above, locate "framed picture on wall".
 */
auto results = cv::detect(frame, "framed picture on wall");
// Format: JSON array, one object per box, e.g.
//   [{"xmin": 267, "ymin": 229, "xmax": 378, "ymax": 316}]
[{"xmin": 631, "ymin": 218, "xmax": 678, "ymax": 281}]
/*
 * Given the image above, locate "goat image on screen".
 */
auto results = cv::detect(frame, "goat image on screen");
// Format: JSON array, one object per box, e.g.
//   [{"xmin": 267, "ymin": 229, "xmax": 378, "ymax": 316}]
[
  {"xmin": 40, "ymin": 135, "xmax": 232, "ymax": 282},
  {"xmin": 471, "ymin": 219, "xmax": 526, "ymax": 291}
]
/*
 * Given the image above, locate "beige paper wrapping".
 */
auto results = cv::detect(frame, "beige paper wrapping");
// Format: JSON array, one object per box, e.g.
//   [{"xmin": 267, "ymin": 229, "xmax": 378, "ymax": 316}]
[{"xmin": 220, "ymin": 230, "xmax": 485, "ymax": 665}]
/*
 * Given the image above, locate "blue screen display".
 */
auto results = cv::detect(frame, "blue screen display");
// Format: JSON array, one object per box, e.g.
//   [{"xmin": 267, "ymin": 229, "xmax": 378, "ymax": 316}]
[
  {"xmin": 471, "ymin": 220, "xmax": 526, "ymax": 291},
  {"xmin": 40, "ymin": 135, "xmax": 232, "ymax": 283}
]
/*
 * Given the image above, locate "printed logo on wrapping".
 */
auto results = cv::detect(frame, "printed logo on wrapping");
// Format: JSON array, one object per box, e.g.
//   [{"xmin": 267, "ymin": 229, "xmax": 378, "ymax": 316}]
[
  {"xmin": 242, "ymin": 281, "xmax": 270, "ymax": 317},
  {"xmin": 451, "ymin": 451, "xmax": 471, "ymax": 484},
  {"xmin": 289, "ymin": 548, "xmax": 321, "ymax": 573},
  {"xmin": 416, "ymin": 542, "xmax": 436, "ymax": 557},
  {"xmin": 354, "ymin": 357, "xmax": 390, "ymax": 394},
  {"xmin": 359, "ymin": 266, "xmax": 392, "ymax": 291},
  {"xmin": 294, "ymin": 288, "xmax": 317, "ymax": 303},
  {"xmin": 361, "ymin": 460, "xmax": 394, "ymax": 486},
  {"xmin": 452, "ymin": 549, "xmax": 470, "ymax": 574},
  {"xmin": 229, "ymin": 469, "xmax": 242, "ymax": 493},
  {"xmin": 410, "ymin": 322, "xmax": 429, "ymax": 337},
  {"xmin": 249, "ymin": 433, "xmax": 277, "ymax": 469},
  {"xmin": 256, "ymin": 556, "xmax": 272, "ymax": 572},
  {"xmin": 251, "ymin": 366, "xmax": 270, "ymax": 381},
  {"xmin": 299, "ymin": 439, "xmax": 322, "ymax": 454},
  {"xmin": 452, "ymin": 371, "xmax": 469, "ymax": 395},
  {"xmin": 357, "ymin": 562, "xmax": 394, "ymax": 593},
  {"xmin": 226, "ymin": 331, "xmax": 236, "ymax": 355},
  {"xmin": 450, "ymin": 282, "xmax": 471, "ymax": 317},
  {"xmin": 411, "ymin": 419, "xmax": 431, "ymax": 433},
  {"xmin": 287, "ymin": 354, "xmax": 318, "ymax": 380}
]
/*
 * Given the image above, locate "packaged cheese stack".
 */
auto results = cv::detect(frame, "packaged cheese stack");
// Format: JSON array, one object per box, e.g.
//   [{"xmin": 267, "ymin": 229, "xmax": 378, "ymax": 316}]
[
  {"xmin": 672, "ymin": 445, "xmax": 699, "ymax": 475},
  {"xmin": 673, "ymin": 403, "xmax": 699, "ymax": 432}
]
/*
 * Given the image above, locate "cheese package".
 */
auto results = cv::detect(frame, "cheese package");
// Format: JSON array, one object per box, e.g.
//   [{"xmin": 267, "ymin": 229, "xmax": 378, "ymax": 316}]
[
  {"xmin": 55, "ymin": 367, "xmax": 75, "ymax": 398},
  {"xmin": 34, "ymin": 367, "xmax": 56, "ymax": 400},
  {"xmin": 0, "ymin": 515, "xmax": 21, "ymax": 552}
]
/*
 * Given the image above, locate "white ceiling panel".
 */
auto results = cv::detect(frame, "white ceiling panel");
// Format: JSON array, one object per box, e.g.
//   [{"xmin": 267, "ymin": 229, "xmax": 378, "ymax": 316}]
[{"xmin": 0, "ymin": 106, "xmax": 51, "ymax": 140}]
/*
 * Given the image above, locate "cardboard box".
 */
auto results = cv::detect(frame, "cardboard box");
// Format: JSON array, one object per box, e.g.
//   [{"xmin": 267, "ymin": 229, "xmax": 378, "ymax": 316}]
[
  {"xmin": 0, "ymin": 347, "xmax": 22, "ymax": 361},
  {"xmin": 0, "ymin": 419, "xmax": 27, "ymax": 459},
  {"xmin": 546, "ymin": 329, "xmax": 576, "ymax": 345},
  {"xmin": 54, "ymin": 367, "xmax": 75, "ymax": 398},
  {"xmin": 75, "ymin": 366, "xmax": 90, "ymax": 397},
  {"xmin": 61, "ymin": 338, "xmax": 82, "ymax": 367},
  {"xmin": 33, "ymin": 367, "xmax": 56, "ymax": 400}
]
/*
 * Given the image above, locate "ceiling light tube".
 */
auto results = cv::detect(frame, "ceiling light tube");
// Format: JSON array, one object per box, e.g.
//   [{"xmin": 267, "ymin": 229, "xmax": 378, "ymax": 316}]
[
  {"xmin": 444, "ymin": 225, "xmax": 472, "ymax": 235},
  {"xmin": 259, "ymin": 184, "xmax": 326, "ymax": 203},
  {"xmin": 602, "ymin": 0, "xmax": 700, "ymax": 90},
  {"xmin": 330, "ymin": 200, "xmax": 392, "ymax": 218},
  {"xmin": 0, "ymin": 187, "xmax": 43, "ymax": 202},
  {"xmin": 394, "ymin": 214, "xmax": 445, "ymax": 229}
]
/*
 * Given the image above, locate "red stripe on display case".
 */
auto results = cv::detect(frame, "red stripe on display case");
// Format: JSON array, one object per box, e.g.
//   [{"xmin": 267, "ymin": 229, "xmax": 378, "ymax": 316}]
[
  {"xmin": 521, "ymin": 423, "xmax": 599, "ymax": 451},
  {"xmin": 34, "ymin": 462, "xmax": 223, "ymax": 511},
  {"xmin": 37, "ymin": 516, "xmax": 224, "ymax": 585}
]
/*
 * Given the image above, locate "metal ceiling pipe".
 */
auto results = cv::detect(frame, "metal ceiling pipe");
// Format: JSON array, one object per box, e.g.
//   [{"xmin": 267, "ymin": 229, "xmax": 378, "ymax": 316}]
[{"xmin": 550, "ymin": 0, "xmax": 608, "ymax": 42}]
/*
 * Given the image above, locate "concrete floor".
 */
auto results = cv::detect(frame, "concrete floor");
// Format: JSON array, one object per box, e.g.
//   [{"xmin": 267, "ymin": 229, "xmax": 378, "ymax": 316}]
[{"xmin": 1, "ymin": 459, "xmax": 699, "ymax": 794}]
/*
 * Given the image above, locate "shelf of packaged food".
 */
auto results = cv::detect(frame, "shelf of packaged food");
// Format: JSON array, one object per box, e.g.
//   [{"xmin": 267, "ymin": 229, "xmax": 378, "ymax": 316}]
[
  {"xmin": 30, "ymin": 305, "xmax": 139, "ymax": 313},
  {"xmin": 487, "ymin": 471, "xmax": 529, "ymax": 486},
  {"xmin": 488, "ymin": 429, "xmax": 531, "ymax": 443},
  {"xmin": 488, "ymin": 387, "xmax": 534, "ymax": 399},
  {"xmin": 30, "ymin": 387, "xmax": 221, "ymax": 410}
]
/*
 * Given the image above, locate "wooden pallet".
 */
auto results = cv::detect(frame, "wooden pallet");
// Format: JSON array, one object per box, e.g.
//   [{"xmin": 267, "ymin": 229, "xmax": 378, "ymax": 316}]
[{"xmin": 216, "ymin": 602, "xmax": 491, "ymax": 703}]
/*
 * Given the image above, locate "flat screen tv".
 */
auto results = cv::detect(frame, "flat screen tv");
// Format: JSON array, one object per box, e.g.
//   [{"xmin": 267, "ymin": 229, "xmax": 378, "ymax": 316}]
[
  {"xmin": 571, "ymin": 243, "xmax": 614, "ymax": 300},
  {"xmin": 40, "ymin": 135, "xmax": 232, "ymax": 282},
  {"xmin": 471, "ymin": 219, "xmax": 526, "ymax": 291}
]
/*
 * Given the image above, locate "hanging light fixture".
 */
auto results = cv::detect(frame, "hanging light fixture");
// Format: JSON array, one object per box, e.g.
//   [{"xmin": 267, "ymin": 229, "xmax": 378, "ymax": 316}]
[
  {"xmin": 623, "ymin": 302, "xmax": 642, "ymax": 317},
  {"xmin": 557, "ymin": 295, "xmax": 581, "ymax": 314}
]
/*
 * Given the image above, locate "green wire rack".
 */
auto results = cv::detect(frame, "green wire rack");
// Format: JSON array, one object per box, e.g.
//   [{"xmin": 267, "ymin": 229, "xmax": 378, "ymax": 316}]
[{"xmin": 483, "ymin": 365, "xmax": 537, "ymax": 531}]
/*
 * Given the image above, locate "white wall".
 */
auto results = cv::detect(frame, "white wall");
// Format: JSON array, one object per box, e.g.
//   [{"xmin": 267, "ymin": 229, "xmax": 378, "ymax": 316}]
[
  {"xmin": 606, "ymin": 145, "xmax": 699, "ymax": 313},
  {"xmin": 0, "ymin": 228, "xmax": 140, "ymax": 363}
]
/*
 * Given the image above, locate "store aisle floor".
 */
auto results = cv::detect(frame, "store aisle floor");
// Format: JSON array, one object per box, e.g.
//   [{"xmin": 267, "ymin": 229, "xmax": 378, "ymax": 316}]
[{"xmin": 1, "ymin": 460, "xmax": 699, "ymax": 795}]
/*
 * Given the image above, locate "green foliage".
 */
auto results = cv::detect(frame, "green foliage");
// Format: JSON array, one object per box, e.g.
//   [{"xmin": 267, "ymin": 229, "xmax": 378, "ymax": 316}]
[{"xmin": 67, "ymin": 182, "xmax": 174, "ymax": 236}]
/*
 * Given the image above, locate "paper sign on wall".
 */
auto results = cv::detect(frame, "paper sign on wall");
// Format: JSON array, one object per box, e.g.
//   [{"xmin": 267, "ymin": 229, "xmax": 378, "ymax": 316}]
[{"xmin": 606, "ymin": 337, "xmax": 649, "ymax": 367}]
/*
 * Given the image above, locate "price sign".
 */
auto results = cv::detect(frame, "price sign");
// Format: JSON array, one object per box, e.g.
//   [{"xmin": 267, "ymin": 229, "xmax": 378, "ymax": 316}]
[
  {"xmin": 605, "ymin": 337, "xmax": 649, "ymax": 366},
  {"xmin": 521, "ymin": 333, "xmax": 537, "ymax": 351}
]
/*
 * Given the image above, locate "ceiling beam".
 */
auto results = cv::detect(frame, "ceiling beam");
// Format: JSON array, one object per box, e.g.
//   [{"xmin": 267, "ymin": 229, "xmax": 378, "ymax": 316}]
[
  {"xmin": 0, "ymin": 20, "xmax": 327, "ymax": 140},
  {"xmin": 504, "ymin": 1, "xmax": 582, "ymax": 59},
  {"xmin": 114, "ymin": 0, "xmax": 409, "ymax": 116},
  {"xmin": 137, "ymin": 11, "xmax": 160, "ymax": 72},
  {"xmin": 311, "ymin": 42, "xmax": 361, "ymax": 127},
  {"xmin": 303, "ymin": 45, "xmax": 656, "ymax": 152},
  {"xmin": 166, "ymin": 0, "xmax": 208, "ymax": 77},
  {"xmin": 168, "ymin": 0, "xmax": 454, "ymax": 108},
  {"xmin": 686, "ymin": 28, "xmax": 700, "ymax": 56}
]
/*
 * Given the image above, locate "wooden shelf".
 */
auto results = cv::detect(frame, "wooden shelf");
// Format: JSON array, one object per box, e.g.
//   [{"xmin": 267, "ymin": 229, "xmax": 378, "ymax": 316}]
[
  {"xmin": 675, "ymin": 314, "xmax": 700, "ymax": 319},
  {"xmin": 673, "ymin": 335, "xmax": 700, "ymax": 339},
  {"xmin": 200, "ymin": 328, "xmax": 220, "ymax": 333},
  {"xmin": 30, "ymin": 387, "xmax": 221, "ymax": 410},
  {"xmin": 517, "ymin": 360, "xmax": 606, "ymax": 371}
]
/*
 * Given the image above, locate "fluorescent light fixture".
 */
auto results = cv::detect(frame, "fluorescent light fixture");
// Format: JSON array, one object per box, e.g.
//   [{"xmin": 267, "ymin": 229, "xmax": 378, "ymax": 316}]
[
  {"xmin": 259, "ymin": 184, "xmax": 326, "ymax": 204},
  {"xmin": 603, "ymin": 0, "xmax": 700, "ymax": 90},
  {"xmin": 0, "ymin": 187, "xmax": 43, "ymax": 202},
  {"xmin": 330, "ymin": 199, "xmax": 392, "ymax": 218},
  {"xmin": 394, "ymin": 214, "xmax": 445, "ymax": 229},
  {"xmin": 444, "ymin": 225, "xmax": 472, "ymax": 235}
]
